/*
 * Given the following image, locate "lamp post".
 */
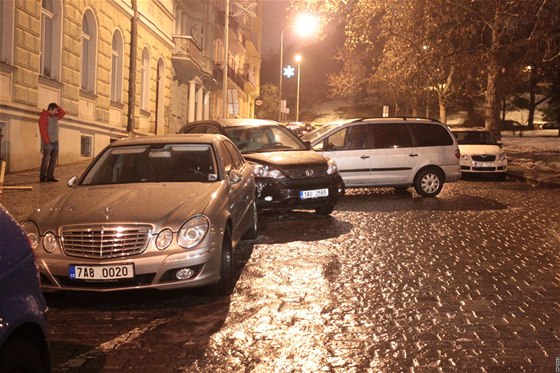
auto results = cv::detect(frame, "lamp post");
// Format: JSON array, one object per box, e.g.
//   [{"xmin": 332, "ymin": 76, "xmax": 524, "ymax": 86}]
[
  {"xmin": 278, "ymin": 13, "xmax": 319, "ymax": 122},
  {"xmin": 295, "ymin": 54, "xmax": 301, "ymax": 122}
]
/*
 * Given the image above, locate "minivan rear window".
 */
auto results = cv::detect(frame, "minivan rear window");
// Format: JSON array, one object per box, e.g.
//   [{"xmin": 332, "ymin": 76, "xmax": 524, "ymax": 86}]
[{"xmin": 408, "ymin": 123, "xmax": 454, "ymax": 146}]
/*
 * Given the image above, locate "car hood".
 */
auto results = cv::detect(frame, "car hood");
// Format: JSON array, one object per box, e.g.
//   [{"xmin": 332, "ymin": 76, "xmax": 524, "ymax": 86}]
[
  {"xmin": 244, "ymin": 150, "xmax": 327, "ymax": 167},
  {"xmin": 458, "ymin": 144, "xmax": 503, "ymax": 155},
  {"xmin": 28, "ymin": 183, "xmax": 221, "ymax": 230}
]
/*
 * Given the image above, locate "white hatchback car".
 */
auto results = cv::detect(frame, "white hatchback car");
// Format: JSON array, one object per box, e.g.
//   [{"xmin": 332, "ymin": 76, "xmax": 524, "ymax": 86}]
[
  {"xmin": 450, "ymin": 127, "xmax": 507, "ymax": 176},
  {"xmin": 302, "ymin": 118, "xmax": 461, "ymax": 197}
]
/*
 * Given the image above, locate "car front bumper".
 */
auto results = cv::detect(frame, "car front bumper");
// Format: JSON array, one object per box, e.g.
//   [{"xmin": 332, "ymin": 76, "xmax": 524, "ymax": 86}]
[
  {"xmin": 256, "ymin": 175, "xmax": 345, "ymax": 211},
  {"xmin": 35, "ymin": 243, "xmax": 223, "ymax": 292}
]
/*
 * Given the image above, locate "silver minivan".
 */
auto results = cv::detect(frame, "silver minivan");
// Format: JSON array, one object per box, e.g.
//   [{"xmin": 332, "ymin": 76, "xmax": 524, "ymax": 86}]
[{"xmin": 302, "ymin": 118, "xmax": 461, "ymax": 197}]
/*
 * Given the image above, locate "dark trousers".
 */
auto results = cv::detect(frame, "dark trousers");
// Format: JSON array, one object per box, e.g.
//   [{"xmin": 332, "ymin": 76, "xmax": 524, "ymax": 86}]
[{"xmin": 40, "ymin": 141, "xmax": 59, "ymax": 179}]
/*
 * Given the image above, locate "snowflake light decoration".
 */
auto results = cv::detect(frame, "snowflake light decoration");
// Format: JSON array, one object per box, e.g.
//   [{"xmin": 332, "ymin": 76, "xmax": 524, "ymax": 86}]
[
  {"xmin": 283, "ymin": 65, "xmax": 295, "ymax": 78},
  {"xmin": 232, "ymin": 0, "xmax": 257, "ymax": 24}
]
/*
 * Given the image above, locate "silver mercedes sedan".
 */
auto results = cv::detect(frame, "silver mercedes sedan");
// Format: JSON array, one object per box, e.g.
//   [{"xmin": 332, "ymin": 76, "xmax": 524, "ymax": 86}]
[{"xmin": 22, "ymin": 134, "xmax": 257, "ymax": 295}]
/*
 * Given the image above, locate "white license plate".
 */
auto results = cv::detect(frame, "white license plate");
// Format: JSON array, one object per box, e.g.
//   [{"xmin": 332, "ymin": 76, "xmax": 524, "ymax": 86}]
[
  {"xmin": 69, "ymin": 264, "xmax": 134, "ymax": 280},
  {"xmin": 474, "ymin": 162, "xmax": 494, "ymax": 167},
  {"xmin": 300, "ymin": 188, "xmax": 329, "ymax": 199}
]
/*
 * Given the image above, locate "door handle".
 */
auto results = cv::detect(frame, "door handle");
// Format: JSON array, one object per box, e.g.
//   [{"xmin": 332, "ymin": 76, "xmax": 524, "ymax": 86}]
[
  {"xmin": 360, "ymin": 155, "xmax": 370, "ymax": 159},
  {"xmin": 409, "ymin": 153, "xmax": 419, "ymax": 157}
]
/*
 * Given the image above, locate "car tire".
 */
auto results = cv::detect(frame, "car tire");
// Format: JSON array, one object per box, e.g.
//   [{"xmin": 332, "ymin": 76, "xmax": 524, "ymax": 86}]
[
  {"xmin": 0, "ymin": 337, "xmax": 47, "ymax": 373},
  {"xmin": 208, "ymin": 226, "xmax": 234, "ymax": 296},
  {"xmin": 414, "ymin": 168, "xmax": 444, "ymax": 197},
  {"xmin": 242, "ymin": 200, "xmax": 258, "ymax": 240},
  {"xmin": 315, "ymin": 203, "xmax": 335, "ymax": 216}
]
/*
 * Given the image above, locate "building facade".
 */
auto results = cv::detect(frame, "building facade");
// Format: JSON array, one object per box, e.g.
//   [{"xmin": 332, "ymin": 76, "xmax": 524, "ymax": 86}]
[{"xmin": 0, "ymin": 0, "xmax": 262, "ymax": 172}]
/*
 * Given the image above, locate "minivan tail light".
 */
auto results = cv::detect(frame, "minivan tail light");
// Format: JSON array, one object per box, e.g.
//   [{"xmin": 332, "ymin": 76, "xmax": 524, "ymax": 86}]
[{"xmin": 454, "ymin": 149, "xmax": 460, "ymax": 159}]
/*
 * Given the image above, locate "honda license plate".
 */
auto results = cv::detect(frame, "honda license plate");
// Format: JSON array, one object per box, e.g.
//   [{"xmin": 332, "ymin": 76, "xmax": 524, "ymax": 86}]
[{"xmin": 300, "ymin": 188, "xmax": 329, "ymax": 199}]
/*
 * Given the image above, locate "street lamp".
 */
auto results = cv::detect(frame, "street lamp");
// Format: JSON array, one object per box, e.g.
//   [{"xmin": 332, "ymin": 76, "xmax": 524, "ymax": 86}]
[
  {"xmin": 295, "ymin": 54, "xmax": 302, "ymax": 122},
  {"xmin": 278, "ymin": 13, "xmax": 319, "ymax": 122}
]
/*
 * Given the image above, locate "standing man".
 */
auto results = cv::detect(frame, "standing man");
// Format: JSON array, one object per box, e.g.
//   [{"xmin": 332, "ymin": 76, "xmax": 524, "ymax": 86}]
[{"xmin": 38, "ymin": 102, "xmax": 66, "ymax": 182}]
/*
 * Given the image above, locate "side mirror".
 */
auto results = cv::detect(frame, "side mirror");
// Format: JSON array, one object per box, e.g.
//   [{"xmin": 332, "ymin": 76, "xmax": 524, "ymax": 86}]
[
  {"xmin": 496, "ymin": 141, "xmax": 503, "ymax": 148},
  {"xmin": 228, "ymin": 170, "xmax": 242, "ymax": 184},
  {"xmin": 67, "ymin": 176, "xmax": 78, "ymax": 188},
  {"xmin": 303, "ymin": 140, "xmax": 312, "ymax": 149}
]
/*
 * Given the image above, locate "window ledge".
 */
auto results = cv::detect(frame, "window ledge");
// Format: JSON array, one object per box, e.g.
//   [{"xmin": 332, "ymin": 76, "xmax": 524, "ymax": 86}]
[
  {"xmin": 80, "ymin": 89, "xmax": 97, "ymax": 100},
  {"xmin": 39, "ymin": 75, "xmax": 63, "ymax": 88},
  {"xmin": 0, "ymin": 61, "xmax": 16, "ymax": 73},
  {"xmin": 110, "ymin": 100, "xmax": 124, "ymax": 109},
  {"xmin": 140, "ymin": 109, "xmax": 151, "ymax": 117}
]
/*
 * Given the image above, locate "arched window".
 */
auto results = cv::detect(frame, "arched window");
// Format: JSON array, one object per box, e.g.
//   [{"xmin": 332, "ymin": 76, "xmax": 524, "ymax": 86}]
[
  {"xmin": 0, "ymin": 0, "xmax": 15, "ymax": 64},
  {"xmin": 110, "ymin": 30, "xmax": 123, "ymax": 102},
  {"xmin": 81, "ymin": 9, "xmax": 97, "ymax": 92},
  {"xmin": 140, "ymin": 47, "xmax": 150, "ymax": 111}
]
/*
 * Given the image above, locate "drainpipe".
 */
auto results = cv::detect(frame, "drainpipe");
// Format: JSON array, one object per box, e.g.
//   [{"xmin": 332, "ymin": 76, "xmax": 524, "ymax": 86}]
[{"xmin": 126, "ymin": 0, "xmax": 138, "ymax": 135}]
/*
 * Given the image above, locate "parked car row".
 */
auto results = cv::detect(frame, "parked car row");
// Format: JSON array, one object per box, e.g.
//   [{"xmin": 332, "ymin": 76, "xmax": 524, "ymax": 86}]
[{"xmin": 17, "ymin": 117, "xmax": 464, "ymax": 298}]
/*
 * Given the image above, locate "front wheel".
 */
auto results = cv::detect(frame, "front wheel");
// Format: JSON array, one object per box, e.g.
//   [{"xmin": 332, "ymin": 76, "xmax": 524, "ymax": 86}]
[
  {"xmin": 207, "ymin": 227, "xmax": 234, "ymax": 296},
  {"xmin": 0, "ymin": 337, "xmax": 47, "ymax": 373},
  {"xmin": 414, "ymin": 169, "xmax": 444, "ymax": 197}
]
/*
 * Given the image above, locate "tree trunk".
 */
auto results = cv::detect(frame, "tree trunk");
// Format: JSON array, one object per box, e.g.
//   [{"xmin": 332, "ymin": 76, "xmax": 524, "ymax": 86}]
[
  {"xmin": 527, "ymin": 66, "xmax": 536, "ymax": 130},
  {"xmin": 485, "ymin": 61, "xmax": 501, "ymax": 140}
]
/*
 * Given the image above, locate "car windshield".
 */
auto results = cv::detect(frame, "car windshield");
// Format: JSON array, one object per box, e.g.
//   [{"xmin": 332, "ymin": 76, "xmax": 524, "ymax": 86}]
[
  {"xmin": 453, "ymin": 131, "xmax": 497, "ymax": 145},
  {"xmin": 301, "ymin": 124, "xmax": 337, "ymax": 143},
  {"xmin": 81, "ymin": 144, "xmax": 218, "ymax": 185},
  {"xmin": 225, "ymin": 125, "xmax": 308, "ymax": 153}
]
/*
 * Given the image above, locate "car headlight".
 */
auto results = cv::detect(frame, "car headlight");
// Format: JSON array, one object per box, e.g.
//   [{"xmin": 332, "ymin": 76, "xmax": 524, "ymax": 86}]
[
  {"xmin": 498, "ymin": 153, "xmax": 507, "ymax": 161},
  {"xmin": 461, "ymin": 154, "xmax": 470, "ymax": 160},
  {"xmin": 156, "ymin": 228, "xmax": 173, "ymax": 250},
  {"xmin": 21, "ymin": 221, "xmax": 40, "ymax": 250},
  {"xmin": 178, "ymin": 215, "xmax": 209, "ymax": 249},
  {"xmin": 252, "ymin": 164, "xmax": 284, "ymax": 179},
  {"xmin": 326, "ymin": 157, "xmax": 338, "ymax": 174},
  {"xmin": 42, "ymin": 232, "xmax": 60, "ymax": 253}
]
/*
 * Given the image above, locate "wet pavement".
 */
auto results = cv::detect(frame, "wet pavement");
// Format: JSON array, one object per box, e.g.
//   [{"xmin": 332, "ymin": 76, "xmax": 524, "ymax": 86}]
[{"xmin": 1, "ymin": 161, "xmax": 559, "ymax": 372}]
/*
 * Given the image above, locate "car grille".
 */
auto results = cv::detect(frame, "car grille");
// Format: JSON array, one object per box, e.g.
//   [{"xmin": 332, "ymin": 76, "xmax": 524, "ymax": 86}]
[
  {"xmin": 282, "ymin": 166, "xmax": 333, "ymax": 186},
  {"xmin": 472, "ymin": 155, "xmax": 496, "ymax": 161},
  {"xmin": 61, "ymin": 225, "xmax": 151, "ymax": 259},
  {"xmin": 284, "ymin": 165, "xmax": 328, "ymax": 178}
]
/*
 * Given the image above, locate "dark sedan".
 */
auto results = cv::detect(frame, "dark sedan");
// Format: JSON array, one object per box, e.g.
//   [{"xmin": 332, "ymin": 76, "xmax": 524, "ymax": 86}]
[{"xmin": 178, "ymin": 119, "xmax": 345, "ymax": 215}]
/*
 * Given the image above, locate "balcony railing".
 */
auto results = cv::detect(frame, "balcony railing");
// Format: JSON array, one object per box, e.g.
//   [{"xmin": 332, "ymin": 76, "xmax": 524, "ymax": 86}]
[{"xmin": 172, "ymin": 35, "xmax": 202, "ymax": 68}]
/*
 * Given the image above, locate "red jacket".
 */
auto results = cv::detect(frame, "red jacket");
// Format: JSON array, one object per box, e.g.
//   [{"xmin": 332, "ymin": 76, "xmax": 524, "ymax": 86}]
[{"xmin": 38, "ymin": 107, "xmax": 66, "ymax": 144}]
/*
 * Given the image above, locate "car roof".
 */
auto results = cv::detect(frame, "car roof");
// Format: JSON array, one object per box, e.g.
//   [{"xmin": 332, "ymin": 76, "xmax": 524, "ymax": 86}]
[
  {"xmin": 108, "ymin": 133, "xmax": 228, "ymax": 148},
  {"xmin": 319, "ymin": 117, "xmax": 444, "ymax": 129},
  {"xmin": 450, "ymin": 126, "xmax": 489, "ymax": 132},
  {"xmin": 188, "ymin": 119, "xmax": 281, "ymax": 128}
]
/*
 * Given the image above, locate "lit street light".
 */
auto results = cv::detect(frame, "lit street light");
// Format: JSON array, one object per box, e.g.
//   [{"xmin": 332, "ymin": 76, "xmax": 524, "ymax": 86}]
[
  {"xmin": 295, "ymin": 54, "xmax": 301, "ymax": 122},
  {"xmin": 278, "ymin": 13, "xmax": 319, "ymax": 122}
]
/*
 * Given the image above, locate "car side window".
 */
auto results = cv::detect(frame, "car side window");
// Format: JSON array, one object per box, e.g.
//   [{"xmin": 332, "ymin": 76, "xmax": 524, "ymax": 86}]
[
  {"xmin": 224, "ymin": 141, "xmax": 245, "ymax": 170},
  {"xmin": 373, "ymin": 123, "xmax": 413, "ymax": 148},
  {"xmin": 219, "ymin": 142, "xmax": 235, "ymax": 172},
  {"xmin": 408, "ymin": 123, "xmax": 454, "ymax": 146},
  {"xmin": 343, "ymin": 124, "xmax": 370, "ymax": 150}
]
